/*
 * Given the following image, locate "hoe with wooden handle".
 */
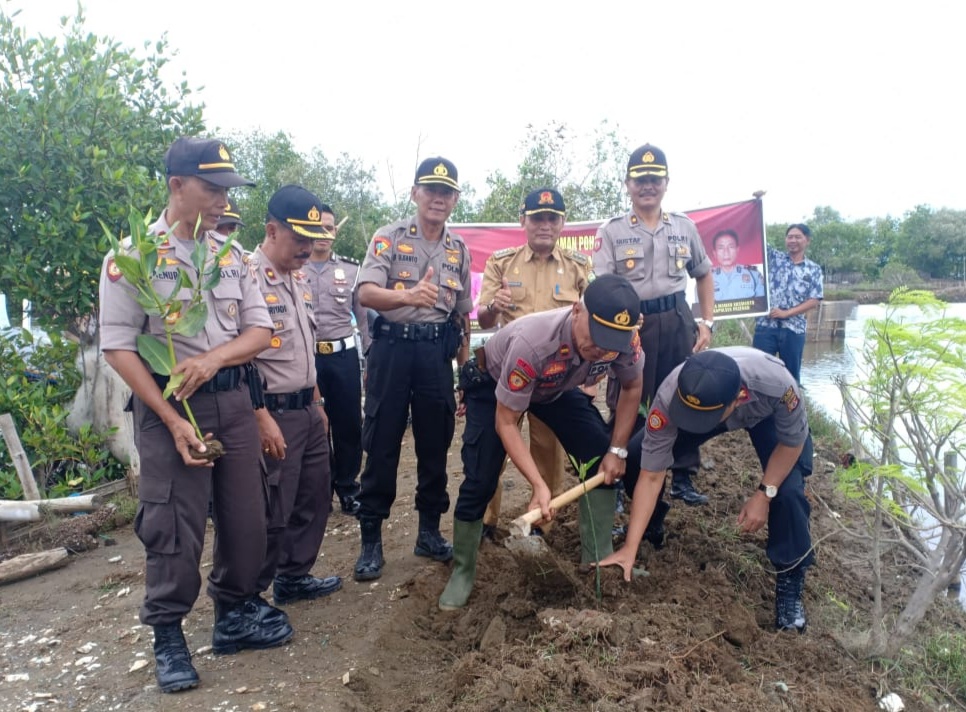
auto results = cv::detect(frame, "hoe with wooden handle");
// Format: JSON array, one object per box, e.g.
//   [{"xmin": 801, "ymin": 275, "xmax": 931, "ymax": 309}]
[{"xmin": 507, "ymin": 472, "xmax": 608, "ymax": 538}]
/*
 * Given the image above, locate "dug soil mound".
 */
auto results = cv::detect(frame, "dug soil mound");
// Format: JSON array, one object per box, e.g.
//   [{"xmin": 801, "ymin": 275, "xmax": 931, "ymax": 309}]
[{"xmin": 0, "ymin": 424, "xmax": 961, "ymax": 711}]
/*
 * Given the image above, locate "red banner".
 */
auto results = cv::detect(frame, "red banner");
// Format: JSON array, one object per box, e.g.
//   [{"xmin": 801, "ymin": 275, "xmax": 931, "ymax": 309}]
[{"xmin": 453, "ymin": 197, "xmax": 767, "ymax": 322}]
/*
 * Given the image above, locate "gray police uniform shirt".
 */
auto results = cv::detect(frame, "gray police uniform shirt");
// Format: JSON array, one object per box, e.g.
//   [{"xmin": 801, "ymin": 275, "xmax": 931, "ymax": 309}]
[
  {"xmin": 640, "ymin": 346, "xmax": 808, "ymax": 472},
  {"xmin": 482, "ymin": 307, "xmax": 644, "ymax": 412},
  {"xmin": 357, "ymin": 217, "xmax": 473, "ymax": 324},
  {"xmin": 99, "ymin": 212, "xmax": 273, "ymax": 363},
  {"xmin": 713, "ymin": 265, "xmax": 765, "ymax": 301},
  {"xmin": 592, "ymin": 211, "xmax": 712, "ymax": 299},
  {"xmin": 304, "ymin": 253, "xmax": 370, "ymax": 351},
  {"xmin": 249, "ymin": 246, "xmax": 317, "ymax": 394}
]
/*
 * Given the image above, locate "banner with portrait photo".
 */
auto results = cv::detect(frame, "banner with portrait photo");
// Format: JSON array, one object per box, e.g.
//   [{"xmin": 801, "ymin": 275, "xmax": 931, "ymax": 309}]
[{"xmin": 452, "ymin": 197, "xmax": 767, "ymax": 330}]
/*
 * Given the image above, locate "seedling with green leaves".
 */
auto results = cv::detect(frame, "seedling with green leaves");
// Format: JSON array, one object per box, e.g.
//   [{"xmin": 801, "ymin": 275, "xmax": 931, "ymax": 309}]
[{"xmin": 100, "ymin": 208, "xmax": 234, "ymax": 461}]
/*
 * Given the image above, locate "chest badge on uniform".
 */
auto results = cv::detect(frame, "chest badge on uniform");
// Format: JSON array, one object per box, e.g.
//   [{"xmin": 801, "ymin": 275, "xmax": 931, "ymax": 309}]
[
  {"xmin": 273, "ymin": 320, "xmax": 284, "ymax": 330},
  {"xmin": 265, "ymin": 268, "xmax": 276, "ymax": 280},
  {"xmin": 227, "ymin": 303, "xmax": 237, "ymax": 317},
  {"xmin": 446, "ymin": 278, "xmax": 459, "ymax": 289},
  {"xmin": 541, "ymin": 361, "xmax": 567, "ymax": 377},
  {"xmin": 398, "ymin": 271, "xmax": 412, "ymax": 279},
  {"xmin": 265, "ymin": 293, "xmax": 279, "ymax": 304},
  {"xmin": 270, "ymin": 336, "xmax": 282, "ymax": 348},
  {"xmin": 625, "ymin": 248, "xmax": 636, "ymax": 256},
  {"xmin": 303, "ymin": 292, "xmax": 312, "ymax": 302},
  {"xmin": 558, "ymin": 344, "xmax": 571, "ymax": 358},
  {"xmin": 448, "ymin": 255, "xmax": 459, "ymax": 264},
  {"xmin": 625, "ymin": 259, "xmax": 635, "ymax": 269},
  {"xmin": 394, "ymin": 282, "xmax": 406, "ymax": 290},
  {"xmin": 219, "ymin": 255, "xmax": 233, "ymax": 267},
  {"xmin": 334, "ymin": 268, "xmax": 346, "ymax": 281},
  {"xmin": 397, "ymin": 243, "xmax": 415, "ymax": 254}
]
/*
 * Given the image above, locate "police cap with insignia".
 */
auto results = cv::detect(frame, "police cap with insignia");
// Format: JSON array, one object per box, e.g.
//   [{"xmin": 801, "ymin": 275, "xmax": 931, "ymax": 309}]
[
  {"xmin": 626, "ymin": 143, "xmax": 668, "ymax": 179},
  {"xmin": 414, "ymin": 156, "xmax": 460, "ymax": 191},
  {"xmin": 669, "ymin": 350, "xmax": 742, "ymax": 433},
  {"xmin": 217, "ymin": 198, "xmax": 245, "ymax": 229},
  {"xmin": 267, "ymin": 184, "xmax": 330, "ymax": 239},
  {"xmin": 165, "ymin": 137, "xmax": 255, "ymax": 188},
  {"xmin": 520, "ymin": 187, "xmax": 566, "ymax": 216},
  {"xmin": 583, "ymin": 274, "xmax": 641, "ymax": 353}
]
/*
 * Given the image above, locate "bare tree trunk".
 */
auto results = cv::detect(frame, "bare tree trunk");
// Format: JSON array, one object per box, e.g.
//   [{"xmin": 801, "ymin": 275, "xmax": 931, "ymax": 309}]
[{"xmin": 0, "ymin": 548, "xmax": 69, "ymax": 585}]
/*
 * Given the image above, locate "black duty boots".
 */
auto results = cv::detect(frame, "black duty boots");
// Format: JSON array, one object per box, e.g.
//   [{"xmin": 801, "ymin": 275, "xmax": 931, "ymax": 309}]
[
  {"xmin": 414, "ymin": 511, "xmax": 454, "ymax": 562},
  {"xmin": 775, "ymin": 566, "xmax": 808, "ymax": 633},
  {"xmin": 153, "ymin": 621, "xmax": 199, "ymax": 693},
  {"xmin": 354, "ymin": 517, "xmax": 385, "ymax": 581},
  {"xmin": 273, "ymin": 574, "xmax": 343, "ymax": 605},
  {"xmin": 211, "ymin": 599, "xmax": 294, "ymax": 655},
  {"xmin": 670, "ymin": 470, "xmax": 708, "ymax": 506}
]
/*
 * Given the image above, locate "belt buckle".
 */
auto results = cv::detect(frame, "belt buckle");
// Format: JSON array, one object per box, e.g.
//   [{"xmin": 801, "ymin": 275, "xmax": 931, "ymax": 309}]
[{"xmin": 318, "ymin": 341, "xmax": 334, "ymax": 355}]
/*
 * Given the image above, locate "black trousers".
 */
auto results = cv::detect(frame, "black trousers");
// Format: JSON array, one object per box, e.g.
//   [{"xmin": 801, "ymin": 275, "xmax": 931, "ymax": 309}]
[
  {"xmin": 316, "ymin": 349, "xmax": 362, "ymax": 499},
  {"xmin": 455, "ymin": 385, "xmax": 615, "ymax": 522},
  {"xmin": 624, "ymin": 418, "xmax": 814, "ymax": 570},
  {"xmin": 357, "ymin": 335, "xmax": 455, "ymax": 520}
]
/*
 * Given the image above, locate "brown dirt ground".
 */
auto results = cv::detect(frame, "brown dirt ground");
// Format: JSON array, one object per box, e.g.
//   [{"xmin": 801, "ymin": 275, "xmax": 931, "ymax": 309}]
[{"xmin": 1, "ymin": 417, "xmax": 963, "ymax": 712}]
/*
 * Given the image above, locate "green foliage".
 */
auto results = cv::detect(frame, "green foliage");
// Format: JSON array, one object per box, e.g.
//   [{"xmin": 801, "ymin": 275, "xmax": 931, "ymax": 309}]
[
  {"xmin": 0, "ymin": 328, "xmax": 123, "ymax": 499},
  {"xmin": 894, "ymin": 631, "xmax": 966, "ymax": 705},
  {"xmin": 101, "ymin": 207, "xmax": 221, "ymax": 432},
  {"xmin": 0, "ymin": 6, "xmax": 205, "ymax": 341},
  {"xmin": 226, "ymin": 129, "xmax": 393, "ymax": 262}
]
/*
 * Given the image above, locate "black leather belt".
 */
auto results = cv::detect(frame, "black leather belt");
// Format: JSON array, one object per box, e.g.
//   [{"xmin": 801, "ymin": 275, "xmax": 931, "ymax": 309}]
[
  {"xmin": 374, "ymin": 321, "xmax": 445, "ymax": 341},
  {"xmin": 264, "ymin": 387, "xmax": 315, "ymax": 412},
  {"xmin": 152, "ymin": 366, "xmax": 242, "ymax": 394},
  {"xmin": 640, "ymin": 291, "xmax": 684, "ymax": 315}
]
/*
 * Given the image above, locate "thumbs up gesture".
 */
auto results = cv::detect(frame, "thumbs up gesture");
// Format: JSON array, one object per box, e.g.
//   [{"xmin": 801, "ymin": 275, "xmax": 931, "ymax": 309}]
[
  {"xmin": 491, "ymin": 277, "xmax": 513, "ymax": 314},
  {"xmin": 409, "ymin": 266, "xmax": 439, "ymax": 308}
]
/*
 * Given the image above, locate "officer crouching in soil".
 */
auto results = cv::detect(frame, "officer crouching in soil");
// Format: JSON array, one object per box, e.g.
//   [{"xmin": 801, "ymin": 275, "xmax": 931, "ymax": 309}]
[
  {"xmin": 249, "ymin": 185, "xmax": 343, "ymax": 616},
  {"xmin": 598, "ymin": 346, "xmax": 815, "ymax": 632},
  {"xmin": 438, "ymin": 273, "xmax": 644, "ymax": 611}
]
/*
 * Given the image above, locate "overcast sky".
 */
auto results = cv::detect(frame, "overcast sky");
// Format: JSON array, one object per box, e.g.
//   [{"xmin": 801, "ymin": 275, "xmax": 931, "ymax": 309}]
[{"xmin": 10, "ymin": 0, "xmax": 964, "ymax": 224}]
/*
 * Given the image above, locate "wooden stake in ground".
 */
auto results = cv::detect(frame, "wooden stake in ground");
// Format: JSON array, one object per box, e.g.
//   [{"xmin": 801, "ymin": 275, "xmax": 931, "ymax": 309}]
[
  {"xmin": 0, "ymin": 548, "xmax": 69, "ymax": 586},
  {"xmin": 0, "ymin": 413, "xmax": 41, "ymax": 500}
]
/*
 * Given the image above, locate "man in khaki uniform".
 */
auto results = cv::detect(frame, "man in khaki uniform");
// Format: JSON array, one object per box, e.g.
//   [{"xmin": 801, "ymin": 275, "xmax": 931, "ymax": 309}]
[
  {"xmin": 250, "ymin": 185, "xmax": 343, "ymax": 615},
  {"xmin": 99, "ymin": 137, "xmax": 289, "ymax": 694},
  {"xmin": 303, "ymin": 205, "xmax": 369, "ymax": 515},
  {"xmin": 476, "ymin": 187, "xmax": 591, "ymax": 538}
]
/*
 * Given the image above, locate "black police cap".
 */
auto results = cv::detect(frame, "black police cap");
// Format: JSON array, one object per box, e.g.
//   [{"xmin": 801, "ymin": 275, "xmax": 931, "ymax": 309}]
[
  {"xmin": 627, "ymin": 143, "xmax": 668, "ymax": 179},
  {"xmin": 521, "ymin": 187, "xmax": 566, "ymax": 216},
  {"xmin": 668, "ymin": 350, "xmax": 742, "ymax": 433},
  {"xmin": 414, "ymin": 157, "xmax": 460, "ymax": 191},
  {"xmin": 164, "ymin": 137, "xmax": 255, "ymax": 188},
  {"xmin": 217, "ymin": 199, "xmax": 245, "ymax": 228},
  {"xmin": 583, "ymin": 274, "xmax": 640, "ymax": 353},
  {"xmin": 267, "ymin": 185, "xmax": 329, "ymax": 239}
]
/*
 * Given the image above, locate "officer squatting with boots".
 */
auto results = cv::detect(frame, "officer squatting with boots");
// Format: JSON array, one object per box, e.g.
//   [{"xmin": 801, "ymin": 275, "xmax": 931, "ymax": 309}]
[
  {"xmin": 598, "ymin": 347, "xmax": 815, "ymax": 632},
  {"xmin": 439, "ymin": 273, "xmax": 644, "ymax": 611},
  {"xmin": 99, "ymin": 137, "xmax": 291, "ymax": 693},
  {"xmin": 353, "ymin": 157, "xmax": 472, "ymax": 582}
]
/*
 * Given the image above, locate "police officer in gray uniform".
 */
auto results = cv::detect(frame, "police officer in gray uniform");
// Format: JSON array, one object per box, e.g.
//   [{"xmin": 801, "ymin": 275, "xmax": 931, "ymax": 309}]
[
  {"xmin": 599, "ymin": 346, "xmax": 814, "ymax": 632},
  {"xmin": 353, "ymin": 157, "xmax": 472, "ymax": 581},
  {"xmin": 99, "ymin": 137, "xmax": 290, "ymax": 694},
  {"xmin": 439, "ymin": 274, "xmax": 644, "ymax": 610},
  {"xmin": 593, "ymin": 143, "xmax": 716, "ymax": 506},
  {"xmin": 250, "ymin": 185, "xmax": 343, "ymax": 612},
  {"xmin": 304, "ymin": 205, "xmax": 369, "ymax": 515}
]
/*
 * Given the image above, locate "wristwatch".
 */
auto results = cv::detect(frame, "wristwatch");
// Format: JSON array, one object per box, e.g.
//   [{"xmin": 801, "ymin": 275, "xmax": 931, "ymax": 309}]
[
  {"xmin": 697, "ymin": 318, "xmax": 715, "ymax": 333},
  {"xmin": 757, "ymin": 483, "xmax": 777, "ymax": 498},
  {"xmin": 608, "ymin": 445, "xmax": 628, "ymax": 460}
]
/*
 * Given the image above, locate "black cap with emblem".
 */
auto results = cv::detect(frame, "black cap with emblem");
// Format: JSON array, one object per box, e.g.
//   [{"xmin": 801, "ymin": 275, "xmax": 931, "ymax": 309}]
[
  {"xmin": 164, "ymin": 137, "xmax": 255, "ymax": 188},
  {"xmin": 267, "ymin": 185, "xmax": 330, "ymax": 239},
  {"xmin": 668, "ymin": 350, "xmax": 742, "ymax": 433},
  {"xmin": 583, "ymin": 274, "xmax": 641, "ymax": 353},
  {"xmin": 626, "ymin": 143, "xmax": 668, "ymax": 179},
  {"xmin": 414, "ymin": 157, "xmax": 460, "ymax": 191},
  {"xmin": 217, "ymin": 198, "xmax": 245, "ymax": 229},
  {"xmin": 520, "ymin": 187, "xmax": 566, "ymax": 216}
]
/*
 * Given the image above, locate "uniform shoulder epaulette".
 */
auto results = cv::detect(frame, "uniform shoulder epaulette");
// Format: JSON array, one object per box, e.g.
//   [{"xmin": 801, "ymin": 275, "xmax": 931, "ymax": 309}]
[
  {"xmin": 603, "ymin": 215, "xmax": 623, "ymax": 226},
  {"xmin": 562, "ymin": 249, "xmax": 589, "ymax": 266},
  {"xmin": 491, "ymin": 246, "xmax": 519, "ymax": 260},
  {"xmin": 338, "ymin": 254, "xmax": 360, "ymax": 266}
]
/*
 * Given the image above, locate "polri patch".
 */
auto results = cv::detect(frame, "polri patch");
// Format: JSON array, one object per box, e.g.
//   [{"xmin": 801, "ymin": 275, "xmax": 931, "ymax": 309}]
[
  {"xmin": 507, "ymin": 369, "xmax": 531, "ymax": 391},
  {"xmin": 373, "ymin": 237, "xmax": 391, "ymax": 256},
  {"xmin": 647, "ymin": 409, "xmax": 668, "ymax": 431},
  {"xmin": 106, "ymin": 258, "xmax": 122, "ymax": 282}
]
